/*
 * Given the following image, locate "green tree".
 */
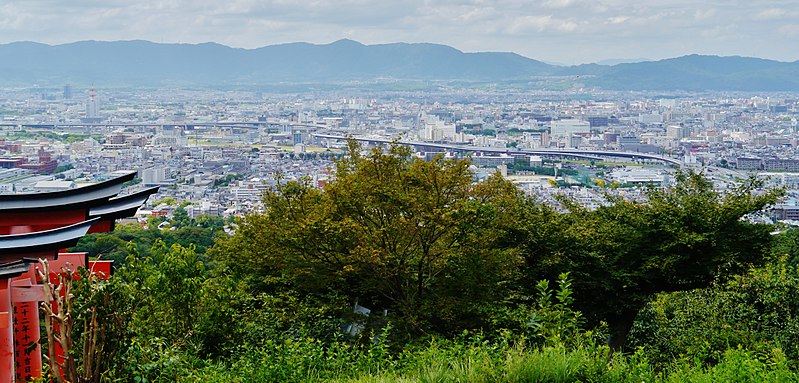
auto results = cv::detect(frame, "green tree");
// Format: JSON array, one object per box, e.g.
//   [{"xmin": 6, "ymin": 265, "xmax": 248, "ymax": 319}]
[
  {"xmin": 211, "ymin": 140, "xmax": 523, "ymax": 336},
  {"xmin": 771, "ymin": 228, "xmax": 799, "ymax": 266},
  {"xmin": 55, "ymin": 163, "xmax": 74, "ymax": 173},
  {"xmin": 520, "ymin": 170, "xmax": 783, "ymax": 349},
  {"xmin": 141, "ymin": 241, "xmax": 206, "ymax": 338},
  {"xmin": 195, "ymin": 214, "xmax": 226, "ymax": 231},
  {"xmin": 71, "ymin": 233, "xmax": 129, "ymax": 261},
  {"xmin": 174, "ymin": 226, "xmax": 216, "ymax": 254},
  {"xmin": 631, "ymin": 258, "xmax": 799, "ymax": 369},
  {"xmin": 171, "ymin": 205, "xmax": 191, "ymax": 228}
]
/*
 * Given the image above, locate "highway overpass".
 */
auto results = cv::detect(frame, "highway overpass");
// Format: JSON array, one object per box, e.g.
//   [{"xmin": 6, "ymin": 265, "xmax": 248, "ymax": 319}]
[{"xmin": 312, "ymin": 133, "xmax": 683, "ymax": 167}]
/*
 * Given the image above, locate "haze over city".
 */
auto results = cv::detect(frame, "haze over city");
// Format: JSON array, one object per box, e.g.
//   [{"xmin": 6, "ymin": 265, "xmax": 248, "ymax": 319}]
[{"xmin": 1, "ymin": 0, "xmax": 798, "ymax": 64}]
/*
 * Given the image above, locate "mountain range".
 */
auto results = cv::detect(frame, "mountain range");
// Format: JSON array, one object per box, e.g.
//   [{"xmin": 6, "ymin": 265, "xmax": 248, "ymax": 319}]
[{"xmin": 1, "ymin": 39, "xmax": 798, "ymax": 91}]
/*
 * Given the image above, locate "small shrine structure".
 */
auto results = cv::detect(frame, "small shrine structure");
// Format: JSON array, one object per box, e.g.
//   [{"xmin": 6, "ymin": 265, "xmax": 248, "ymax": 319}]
[{"xmin": 0, "ymin": 171, "xmax": 158, "ymax": 382}]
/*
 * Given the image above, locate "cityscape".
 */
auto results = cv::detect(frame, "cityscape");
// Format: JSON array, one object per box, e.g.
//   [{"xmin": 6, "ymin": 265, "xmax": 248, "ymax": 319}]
[
  {"xmin": 2, "ymin": 85, "xmax": 799, "ymax": 222},
  {"xmin": 2, "ymin": 0, "xmax": 799, "ymax": 380}
]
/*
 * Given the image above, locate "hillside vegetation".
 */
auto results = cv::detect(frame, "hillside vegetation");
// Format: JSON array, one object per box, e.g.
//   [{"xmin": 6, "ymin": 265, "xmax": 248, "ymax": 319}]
[{"xmin": 64, "ymin": 141, "xmax": 799, "ymax": 382}]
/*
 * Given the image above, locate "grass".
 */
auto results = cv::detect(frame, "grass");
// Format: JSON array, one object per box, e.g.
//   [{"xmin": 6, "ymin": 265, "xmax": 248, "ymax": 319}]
[{"xmin": 175, "ymin": 339, "xmax": 799, "ymax": 383}]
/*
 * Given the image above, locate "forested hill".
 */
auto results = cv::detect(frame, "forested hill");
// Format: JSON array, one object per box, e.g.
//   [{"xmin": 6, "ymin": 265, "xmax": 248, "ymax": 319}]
[
  {"xmin": 0, "ymin": 39, "xmax": 554, "ymax": 85},
  {"xmin": 1, "ymin": 39, "xmax": 798, "ymax": 90},
  {"xmin": 590, "ymin": 54, "xmax": 799, "ymax": 91}
]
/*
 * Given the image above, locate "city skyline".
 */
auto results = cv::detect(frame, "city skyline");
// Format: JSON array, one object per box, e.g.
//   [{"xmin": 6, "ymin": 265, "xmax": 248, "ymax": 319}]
[{"xmin": 0, "ymin": 0, "xmax": 797, "ymax": 65}]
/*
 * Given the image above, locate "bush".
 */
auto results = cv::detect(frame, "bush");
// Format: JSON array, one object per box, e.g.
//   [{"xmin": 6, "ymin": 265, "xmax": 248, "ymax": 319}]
[{"xmin": 630, "ymin": 259, "xmax": 799, "ymax": 370}]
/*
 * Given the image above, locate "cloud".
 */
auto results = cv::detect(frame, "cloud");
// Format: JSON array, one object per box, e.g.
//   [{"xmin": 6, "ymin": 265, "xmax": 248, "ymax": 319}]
[
  {"xmin": 754, "ymin": 8, "xmax": 787, "ymax": 20},
  {"xmin": 540, "ymin": 0, "xmax": 581, "ymax": 9},
  {"xmin": 779, "ymin": 24, "xmax": 799, "ymax": 38},
  {"xmin": 606, "ymin": 16, "xmax": 629, "ymax": 25},
  {"xmin": 0, "ymin": 0, "xmax": 796, "ymax": 64},
  {"xmin": 693, "ymin": 8, "xmax": 716, "ymax": 21},
  {"xmin": 505, "ymin": 15, "xmax": 580, "ymax": 34}
]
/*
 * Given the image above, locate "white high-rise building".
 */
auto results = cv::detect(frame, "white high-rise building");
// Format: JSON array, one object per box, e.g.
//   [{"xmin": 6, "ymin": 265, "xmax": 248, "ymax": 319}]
[
  {"xmin": 142, "ymin": 167, "xmax": 167, "ymax": 185},
  {"xmin": 86, "ymin": 88, "xmax": 99, "ymax": 118},
  {"xmin": 550, "ymin": 119, "xmax": 590, "ymax": 138}
]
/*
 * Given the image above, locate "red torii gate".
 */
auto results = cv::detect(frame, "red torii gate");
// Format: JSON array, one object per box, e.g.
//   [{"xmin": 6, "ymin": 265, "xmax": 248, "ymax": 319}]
[{"xmin": 0, "ymin": 172, "xmax": 158, "ymax": 382}]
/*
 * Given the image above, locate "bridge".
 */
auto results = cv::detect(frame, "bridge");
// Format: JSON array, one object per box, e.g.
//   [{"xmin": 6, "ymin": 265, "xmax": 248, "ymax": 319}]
[
  {"xmin": 312, "ymin": 133, "xmax": 683, "ymax": 167},
  {"xmin": 0, "ymin": 121, "xmax": 327, "ymax": 131},
  {"xmin": 0, "ymin": 121, "xmax": 681, "ymax": 166}
]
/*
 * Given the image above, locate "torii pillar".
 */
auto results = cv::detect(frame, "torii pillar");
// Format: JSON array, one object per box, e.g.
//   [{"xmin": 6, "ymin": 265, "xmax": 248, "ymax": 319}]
[
  {"xmin": 0, "ymin": 172, "xmax": 158, "ymax": 383},
  {"xmin": 0, "ymin": 278, "xmax": 13, "ymax": 383}
]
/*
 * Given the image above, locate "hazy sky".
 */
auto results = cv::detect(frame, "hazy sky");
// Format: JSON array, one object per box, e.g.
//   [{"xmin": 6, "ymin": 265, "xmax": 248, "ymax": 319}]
[{"xmin": 1, "ymin": 0, "xmax": 797, "ymax": 64}]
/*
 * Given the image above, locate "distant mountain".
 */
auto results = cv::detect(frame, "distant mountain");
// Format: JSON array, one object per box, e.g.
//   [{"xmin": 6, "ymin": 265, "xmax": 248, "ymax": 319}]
[
  {"xmin": 594, "ymin": 58, "xmax": 651, "ymax": 66},
  {"xmin": 0, "ymin": 39, "xmax": 556, "ymax": 86},
  {"xmin": 589, "ymin": 55, "xmax": 799, "ymax": 91},
  {"xmin": 0, "ymin": 40, "xmax": 798, "ymax": 91}
]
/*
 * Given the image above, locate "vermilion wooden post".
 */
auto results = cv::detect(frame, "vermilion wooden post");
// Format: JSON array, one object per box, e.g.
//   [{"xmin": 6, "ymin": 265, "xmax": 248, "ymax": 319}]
[
  {"xmin": 0, "ymin": 278, "xmax": 14, "ymax": 383},
  {"xmin": 47, "ymin": 253, "xmax": 88, "ymax": 282},
  {"xmin": 88, "ymin": 260, "xmax": 113, "ymax": 280},
  {"xmin": 0, "ymin": 172, "xmax": 156, "ymax": 382},
  {"xmin": 10, "ymin": 278, "xmax": 43, "ymax": 382},
  {"xmin": 46, "ymin": 253, "xmax": 87, "ymax": 374}
]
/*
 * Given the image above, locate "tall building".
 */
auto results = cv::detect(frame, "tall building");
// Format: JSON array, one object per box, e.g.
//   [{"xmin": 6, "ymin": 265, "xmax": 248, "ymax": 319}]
[
  {"xmin": 550, "ymin": 119, "xmax": 590, "ymax": 138},
  {"xmin": 666, "ymin": 125, "xmax": 690, "ymax": 139},
  {"xmin": 86, "ymin": 88, "xmax": 99, "ymax": 118},
  {"xmin": 586, "ymin": 116, "xmax": 609, "ymax": 128},
  {"xmin": 63, "ymin": 84, "xmax": 72, "ymax": 100},
  {"xmin": 142, "ymin": 167, "xmax": 167, "ymax": 185}
]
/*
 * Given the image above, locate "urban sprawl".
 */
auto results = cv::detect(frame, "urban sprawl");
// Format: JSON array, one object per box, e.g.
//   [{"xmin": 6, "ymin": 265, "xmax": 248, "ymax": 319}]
[{"xmin": 2, "ymin": 86, "xmax": 799, "ymax": 224}]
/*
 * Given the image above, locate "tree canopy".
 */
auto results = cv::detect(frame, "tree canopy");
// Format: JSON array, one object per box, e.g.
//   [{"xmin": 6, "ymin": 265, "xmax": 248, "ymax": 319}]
[
  {"xmin": 519, "ymin": 170, "xmax": 783, "ymax": 348},
  {"xmin": 212, "ymin": 140, "xmax": 523, "ymax": 336},
  {"xmin": 58, "ymin": 147, "xmax": 792, "ymax": 381}
]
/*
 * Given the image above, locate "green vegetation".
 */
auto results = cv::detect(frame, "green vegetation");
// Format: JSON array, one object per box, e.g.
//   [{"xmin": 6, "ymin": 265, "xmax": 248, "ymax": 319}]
[
  {"xmin": 213, "ymin": 173, "xmax": 244, "ymax": 187},
  {"xmin": 508, "ymin": 127, "xmax": 548, "ymax": 134},
  {"xmin": 121, "ymin": 177, "xmax": 142, "ymax": 188},
  {"xmin": 3, "ymin": 129, "xmax": 90, "ymax": 143},
  {"xmin": 55, "ymin": 163, "xmax": 75, "ymax": 173},
  {"xmin": 464, "ymin": 128, "xmax": 496, "ymax": 136},
  {"xmin": 522, "ymin": 171, "xmax": 781, "ymax": 349},
  {"xmin": 70, "ymin": 211, "xmax": 227, "ymax": 264},
  {"xmin": 62, "ymin": 140, "xmax": 795, "ymax": 382}
]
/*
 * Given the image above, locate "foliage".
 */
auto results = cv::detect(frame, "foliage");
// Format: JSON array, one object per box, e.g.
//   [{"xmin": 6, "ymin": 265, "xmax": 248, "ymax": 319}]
[
  {"xmin": 70, "ymin": 212, "xmax": 225, "ymax": 265},
  {"xmin": 70, "ymin": 259, "xmax": 141, "ymax": 382},
  {"xmin": 55, "ymin": 163, "xmax": 75, "ymax": 173},
  {"xmin": 176, "ymin": 337, "xmax": 797, "ymax": 383},
  {"xmin": 771, "ymin": 228, "xmax": 799, "ymax": 266},
  {"xmin": 68, "ymin": 242, "xmax": 214, "ymax": 382},
  {"xmin": 122, "ymin": 177, "xmax": 142, "ymax": 188},
  {"xmin": 3, "ymin": 130, "xmax": 88, "ymax": 143},
  {"xmin": 630, "ymin": 258, "xmax": 799, "ymax": 370},
  {"xmin": 464, "ymin": 128, "xmax": 496, "ymax": 136},
  {"xmin": 531, "ymin": 273, "xmax": 586, "ymax": 347},
  {"xmin": 57, "ymin": 152, "xmax": 792, "ymax": 381},
  {"xmin": 210, "ymin": 140, "xmax": 523, "ymax": 337},
  {"xmin": 519, "ymin": 169, "xmax": 783, "ymax": 348},
  {"xmin": 508, "ymin": 127, "xmax": 548, "ymax": 134},
  {"xmin": 213, "ymin": 173, "xmax": 244, "ymax": 188},
  {"xmin": 153, "ymin": 197, "xmax": 177, "ymax": 206}
]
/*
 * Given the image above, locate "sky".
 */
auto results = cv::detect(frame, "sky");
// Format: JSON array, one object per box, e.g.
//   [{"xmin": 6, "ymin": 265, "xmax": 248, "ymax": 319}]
[{"xmin": 1, "ymin": 0, "xmax": 798, "ymax": 65}]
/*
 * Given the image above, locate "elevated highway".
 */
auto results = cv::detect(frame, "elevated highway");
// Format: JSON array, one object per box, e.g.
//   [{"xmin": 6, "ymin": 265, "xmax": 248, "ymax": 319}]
[
  {"xmin": 313, "ymin": 133, "xmax": 683, "ymax": 167},
  {"xmin": 0, "ymin": 121, "xmax": 327, "ymax": 130}
]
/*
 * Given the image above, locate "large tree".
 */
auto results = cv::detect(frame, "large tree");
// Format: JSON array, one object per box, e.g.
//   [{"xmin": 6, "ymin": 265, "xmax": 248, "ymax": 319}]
[
  {"xmin": 212, "ymin": 140, "xmax": 523, "ymax": 335},
  {"xmin": 520, "ymin": 170, "xmax": 783, "ymax": 349}
]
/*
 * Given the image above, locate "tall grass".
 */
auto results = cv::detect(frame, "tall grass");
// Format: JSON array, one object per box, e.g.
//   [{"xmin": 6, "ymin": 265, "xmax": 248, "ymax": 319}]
[
  {"xmin": 168, "ymin": 272, "xmax": 799, "ymax": 383},
  {"xmin": 175, "ymin": 335, "xmax": 798, "ymax": 383}
]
